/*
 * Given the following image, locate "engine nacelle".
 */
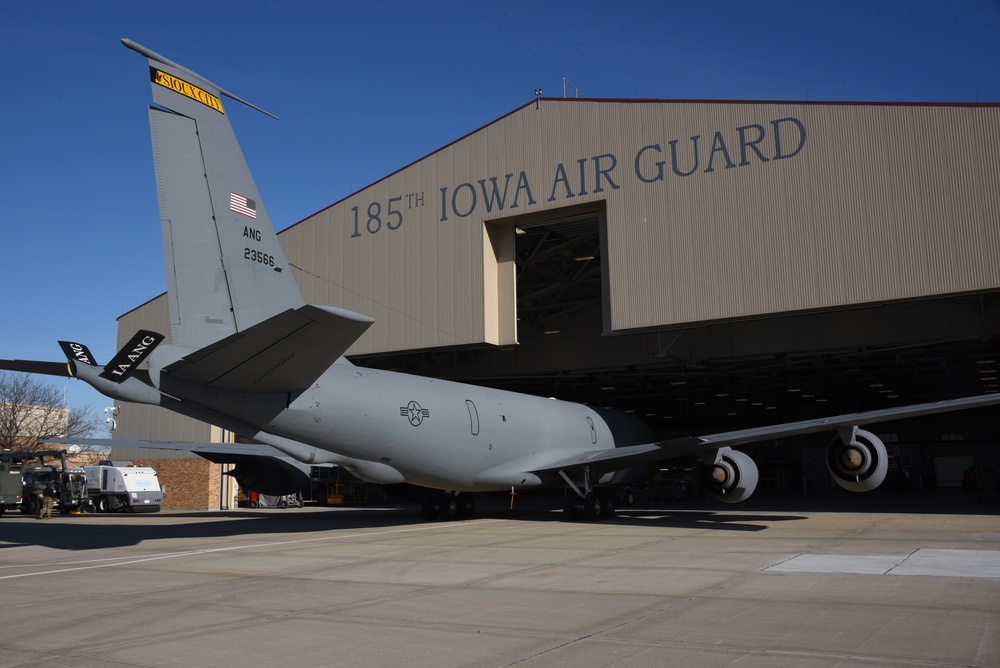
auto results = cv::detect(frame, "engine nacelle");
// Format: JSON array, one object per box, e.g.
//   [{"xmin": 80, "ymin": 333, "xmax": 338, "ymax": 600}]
[
  {"xmin": 701, "ymin": 448, "xmax": 759, "ymax": 503},
  {"xmin": 225, "ymin": 455, "xmax": 311, "ymax": 496},
  {"xmin": 827, "ymin": 428, "xmax": 887, "ymax": 492}
]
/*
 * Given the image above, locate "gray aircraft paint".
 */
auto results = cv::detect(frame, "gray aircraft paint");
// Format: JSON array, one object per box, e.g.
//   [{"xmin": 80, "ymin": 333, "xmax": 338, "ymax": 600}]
[{"xmin": 141, "ymin": 45, "xmax": 304, "ymax": 349}]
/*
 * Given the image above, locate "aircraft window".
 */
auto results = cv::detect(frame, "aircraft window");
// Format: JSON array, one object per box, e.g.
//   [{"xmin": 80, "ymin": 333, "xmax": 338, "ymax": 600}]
[{"xmin": 466, "ymin": 400, "xmax": 480, "ymax": 436}]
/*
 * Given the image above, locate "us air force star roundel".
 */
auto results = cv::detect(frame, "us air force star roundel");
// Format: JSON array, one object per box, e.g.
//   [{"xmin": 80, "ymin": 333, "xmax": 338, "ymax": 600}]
[{"xmin": 401, "ymin": 400, "xmax": 429, "ymax": 426}]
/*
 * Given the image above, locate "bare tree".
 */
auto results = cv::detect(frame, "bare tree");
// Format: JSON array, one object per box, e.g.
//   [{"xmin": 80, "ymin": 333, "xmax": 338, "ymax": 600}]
[{"xmin": 0, "ymin": 371, "xmax": 102, "ymax": 451}]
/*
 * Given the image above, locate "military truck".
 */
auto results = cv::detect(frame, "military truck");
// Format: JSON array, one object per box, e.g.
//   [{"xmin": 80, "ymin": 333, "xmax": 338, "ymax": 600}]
[
  {"xmin": 0, "ymin": 458, "xmax": 23, "ymax": 514},
  {"xmin": 0, "ymin": 450, "xmax": 92, "ymax": 515}
]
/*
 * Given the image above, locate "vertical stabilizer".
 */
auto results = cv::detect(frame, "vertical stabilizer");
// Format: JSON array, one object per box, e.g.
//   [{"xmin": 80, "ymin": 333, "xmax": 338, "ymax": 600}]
[{"xmin": 124, "ymin": 39, "xmax": 305, "ymax": 349}]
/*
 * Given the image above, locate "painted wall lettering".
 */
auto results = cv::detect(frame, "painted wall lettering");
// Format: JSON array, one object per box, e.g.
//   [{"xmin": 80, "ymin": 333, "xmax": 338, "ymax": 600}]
[
  {"xmin": 350, "ymin": 193, "xmax": 423, "ymax": 237},
  {"xmin": 350, "ymin": 115, "xmax": 807, "ymax": 238}
]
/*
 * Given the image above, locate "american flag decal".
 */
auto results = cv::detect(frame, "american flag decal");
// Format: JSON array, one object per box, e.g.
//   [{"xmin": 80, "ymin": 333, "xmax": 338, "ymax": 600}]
[{"xmin": 230, "ymin": 192, "xmax": 257, "ymax": 219}]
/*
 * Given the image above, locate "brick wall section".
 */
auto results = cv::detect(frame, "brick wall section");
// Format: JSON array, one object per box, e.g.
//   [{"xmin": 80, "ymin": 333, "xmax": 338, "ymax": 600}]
[{"xmin": 128, "ymin": 457, "xmax": 220, "ymax": 510}]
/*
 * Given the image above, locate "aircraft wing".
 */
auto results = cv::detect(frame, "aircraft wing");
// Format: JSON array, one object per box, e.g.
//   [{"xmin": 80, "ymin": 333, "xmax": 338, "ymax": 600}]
[
  {"xmin": 164, "ymin": 304, "xmax": 374, "ymax": 392},
  {"xmin": 53, "ymin": 437, "xmax": 338, "ymax": 497},
  {"xmin": 530, "ymin": 392, "xmax": 1000, "ymax": 475},
  {"xmin": 51, "ymin": 437, "xmax": 296, "ymax": 459},
  {"xmin": 51, "ymin": 436, "xmax": 407, "ymax": 489},
  {"xmin": 0, "ymin": 360, "xmax": 71, "ymax": 377}
]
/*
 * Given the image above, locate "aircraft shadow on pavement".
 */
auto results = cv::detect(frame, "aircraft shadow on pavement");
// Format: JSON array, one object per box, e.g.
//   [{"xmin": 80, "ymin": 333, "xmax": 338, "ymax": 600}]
[
  {"xmin": 1, "ymin": 490, "xmax": 985, "ymax": 552},
  {"xmin": 597, "ymin": 509, "xmax": 806, "ymax": 531},
  {"xmin": 0, "ymin": 503, "xmax": 810, "ymax": 551},
  {"xmin": 0, "ymin": 506, "xmax": 432, "ymax": 551},
  {"xmin": 480, "ymin": 506, "xmax": 807, "ymax": 531}
]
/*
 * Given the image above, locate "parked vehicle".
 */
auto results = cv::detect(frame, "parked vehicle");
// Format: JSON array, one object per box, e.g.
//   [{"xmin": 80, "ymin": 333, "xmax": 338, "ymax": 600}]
[
  {"xmin": 0, "ymin": 459, "xmax": 23, "ymax": 515},
  {"xmin": 84, "ymin": 464, "xmax": 162, "ymax": 513},
  {"xmin": 0, "ymin": 450, "xmax": 92, "ymax": 515}
]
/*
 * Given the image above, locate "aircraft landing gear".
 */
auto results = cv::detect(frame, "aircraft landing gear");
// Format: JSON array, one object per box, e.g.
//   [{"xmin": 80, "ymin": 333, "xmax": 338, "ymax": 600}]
[
  {"xmin": 422, "ymin": 492, "xmax": 475, "ymax": 521},
  {"xmin": 563, "ymin": 489, "xmax": 615, "ymax": 520},
  {"xmin": 560, "ymin": 467, "xmax": 616, "ymax": 521},
  {"xmin": 421, "ymin": 493, "xmax": 440, "ymax": 520},
  {"xmin": 588, "ymin": 491, "xmax": 615, "ymax": 520}
]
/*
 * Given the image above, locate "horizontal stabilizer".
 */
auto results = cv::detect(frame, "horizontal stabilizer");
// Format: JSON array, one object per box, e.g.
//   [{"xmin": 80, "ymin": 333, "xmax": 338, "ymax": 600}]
[
  {"xmin": 0, "ymin": 359, "xmax": 71, "ymax": 377},
  {"xmin": 0, "ymin": 340, "xmax": 102, "ymax": 377},
  {"xmin": 164, "ymin": 304, "xmax": 374, "ymax": 392},
  {"xmin": 50, "ymin": 437, "xmax": 299, "ymax": 459}
]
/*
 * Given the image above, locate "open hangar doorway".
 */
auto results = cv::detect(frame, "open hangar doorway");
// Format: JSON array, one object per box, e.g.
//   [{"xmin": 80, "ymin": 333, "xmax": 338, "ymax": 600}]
[{"xmin": 351, "ymin": 203, "xmax": 1000, "ymax": 499}]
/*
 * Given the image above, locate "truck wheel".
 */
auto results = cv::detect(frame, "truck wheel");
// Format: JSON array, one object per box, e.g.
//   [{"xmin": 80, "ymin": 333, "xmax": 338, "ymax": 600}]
[{"xmin": 26, "ymin": 498, "xmax": 40, "ymax": 517}]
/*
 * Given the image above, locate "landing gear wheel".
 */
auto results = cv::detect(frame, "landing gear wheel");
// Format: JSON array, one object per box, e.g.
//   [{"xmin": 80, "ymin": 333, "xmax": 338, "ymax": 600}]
[
  {"xmin": 563, "ymin": 494, "xmax": 582, "ymax": 521},
  {"xmin": 421, "ymin": 493, "xmax": 441, "ymax": 521},
  {"xmin": 440, "ymin": 493, "xmax": 459, "ymax": 520},
  {"xmin": 600, "ymin": 492, "xmax": 616, "ymax": 519},
  {"xmin": 583, "ymin": 492, "xmax": 603, "ymax": 521},
  {"xmin": 456, "ymin": 493, "xmax": 476, "ymax": 519}
]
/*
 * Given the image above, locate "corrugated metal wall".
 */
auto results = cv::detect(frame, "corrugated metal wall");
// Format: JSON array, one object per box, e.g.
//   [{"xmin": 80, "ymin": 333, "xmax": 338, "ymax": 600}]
[
  {"xmin": 598, "ymin": 102, "xmax": 1000, "ymax": 329},
  {"xmin": 277, "ymin": 99, "xmax": 1000, "ymax": 344},
  {"xmin": 116, "ymin": 99, "xmax": 1000, "ymax": 440}
]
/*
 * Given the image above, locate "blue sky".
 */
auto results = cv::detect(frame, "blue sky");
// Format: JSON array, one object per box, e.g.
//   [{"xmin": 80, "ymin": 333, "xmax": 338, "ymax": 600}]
[{"xmin": 2, "ymin": 1, "xmax": 998, "ymax": 428}]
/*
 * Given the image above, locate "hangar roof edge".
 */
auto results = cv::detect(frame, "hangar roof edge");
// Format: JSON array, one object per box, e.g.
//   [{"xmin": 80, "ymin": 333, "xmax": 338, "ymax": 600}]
[
  {"xmin": 117, "ymin": 96, "xmax": 1000, "ymax": 322},
  {"xmin": 279, "ymin": 96, "xmax": 1000, "ymax": 236},
  {"xmin": 118, "ymin": 292, "xmax": 166, "ymax": 321}
]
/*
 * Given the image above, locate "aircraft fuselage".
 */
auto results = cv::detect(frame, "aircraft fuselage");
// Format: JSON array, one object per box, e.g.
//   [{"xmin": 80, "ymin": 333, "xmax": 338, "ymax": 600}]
[{"xmin": 149, "ymin": 349, "xmax": 619, "ymax": 492}]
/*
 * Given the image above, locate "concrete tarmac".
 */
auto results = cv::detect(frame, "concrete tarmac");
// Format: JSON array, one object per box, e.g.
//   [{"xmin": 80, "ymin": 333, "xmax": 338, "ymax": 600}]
[{"xmin": 1, "ymin": 495, "xmax": 998, "ymax": 667}]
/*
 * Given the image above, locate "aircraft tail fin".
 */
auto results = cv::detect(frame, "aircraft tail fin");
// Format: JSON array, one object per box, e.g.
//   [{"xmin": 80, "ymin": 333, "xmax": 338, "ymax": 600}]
[{"xmin": 123, "ymin": 39, "xmax": 305, "ymax": 351}]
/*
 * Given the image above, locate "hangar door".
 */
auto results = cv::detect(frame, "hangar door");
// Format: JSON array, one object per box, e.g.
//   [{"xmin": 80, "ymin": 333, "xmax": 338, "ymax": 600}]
[{"xmin": 484, "ymin": 203, "xmax": 608, "ymax": 345}]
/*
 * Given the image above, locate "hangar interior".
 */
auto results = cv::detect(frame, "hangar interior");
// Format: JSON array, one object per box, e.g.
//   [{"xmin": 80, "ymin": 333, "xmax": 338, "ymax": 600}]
[
  {"xmin": 114, "ymin": 97, "xmax": 1000, "ymax": 506},
  {"xmin": 348, "ymin": 205, "xmax": 1000, "ymax": 497},
  {"xmin": 356, "ymin": 210, "xmax": 1000, "ymax": 428}
]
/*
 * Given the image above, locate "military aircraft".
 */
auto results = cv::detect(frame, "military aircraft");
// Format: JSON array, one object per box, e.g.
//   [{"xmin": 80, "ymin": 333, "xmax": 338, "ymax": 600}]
[{"xmin": 5, "ymin": 39, "xmax": 1000, "ymax": 520}]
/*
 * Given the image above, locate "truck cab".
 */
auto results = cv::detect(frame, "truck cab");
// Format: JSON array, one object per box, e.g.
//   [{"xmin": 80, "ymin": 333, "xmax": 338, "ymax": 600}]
[{"xmin": 21, "ymin": 466, "xmax": 90, "ymax": 515}]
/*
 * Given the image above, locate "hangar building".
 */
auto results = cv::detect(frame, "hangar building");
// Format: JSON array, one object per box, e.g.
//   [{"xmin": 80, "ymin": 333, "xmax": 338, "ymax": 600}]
[{"xmin": 112, "ymin": 97, "xmax": 1000, "ymax": 509}]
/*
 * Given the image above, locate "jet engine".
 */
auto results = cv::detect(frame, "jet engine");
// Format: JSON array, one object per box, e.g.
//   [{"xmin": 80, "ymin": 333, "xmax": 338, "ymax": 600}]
[
  {"xmin": 827, "ymin": 428, "xmax": 887, "ymax": 492},
  {"xmin": 700, "ymin": 448, "xmax": 759, "ymax": 503},
  {"xmin": 224, "ymin": 455, "xmax": 311, "ymax": 496}
]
